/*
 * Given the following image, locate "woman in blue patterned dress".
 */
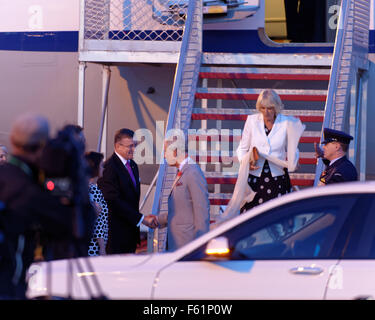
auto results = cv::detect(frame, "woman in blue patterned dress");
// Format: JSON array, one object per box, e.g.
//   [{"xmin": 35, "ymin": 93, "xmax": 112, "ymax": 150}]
[{"xmin": 85, "ymin": 151, "xmax": 109, "ymax": 256}]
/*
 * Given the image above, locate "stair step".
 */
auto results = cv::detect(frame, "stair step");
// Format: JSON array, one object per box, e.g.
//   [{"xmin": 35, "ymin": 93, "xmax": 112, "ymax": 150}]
[
  {"xmin": 195, "ymin": 88, "xmax": 327, "ymax": 102},
  {"xmin": 209, "ymin": 193, "xmax": 232, "ymax": 205},
  {"xmin": 191, "ymin": 108, "xmax": 324, "ymax": 122},
  {"xmin": 191, "ymin": 152, "xmax": 316, "ymax": 164},
  {"xmin": 201, "ymin": 53, "xmax": 333, "ymax": 66},
  {"xmin": 199, "ymin": 67, "xmax": 330, "ymax": 81},
  {"xmin": 188, "ymin": 130, "xmax": 320, "ymax": 144},
  {"xmin": 204, "ymin": 172, "xmax": 315, "ymax": 186},
  {"xmin": 210, "ymin": 186, "xmax": 316, "ymax": 205}
]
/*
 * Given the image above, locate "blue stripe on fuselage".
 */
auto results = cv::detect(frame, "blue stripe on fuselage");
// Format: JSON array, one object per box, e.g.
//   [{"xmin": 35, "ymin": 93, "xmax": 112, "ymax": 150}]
[
  {"xmin": 0, "ymin": 30, "xmax": 374, "ymax": 53},
  {"xmin": 0, "ymin": 31, "xmax": 78, "ymax": 52}
]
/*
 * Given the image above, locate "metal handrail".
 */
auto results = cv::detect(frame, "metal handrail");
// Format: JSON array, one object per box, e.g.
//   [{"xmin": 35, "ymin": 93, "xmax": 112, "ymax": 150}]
[
  {"xmin": 164, "ymin": 2, "xmax": 198, "ymax": 133},
  {"xmin": 139, "ymin": 169, "xmax": 159, "ymax": 212}
]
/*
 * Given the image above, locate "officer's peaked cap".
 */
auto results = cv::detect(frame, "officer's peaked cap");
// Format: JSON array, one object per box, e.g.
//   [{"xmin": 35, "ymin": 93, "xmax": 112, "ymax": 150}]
[{"xmin": 322, "ymin": 128, "xmax": 353, "ymax": 145}]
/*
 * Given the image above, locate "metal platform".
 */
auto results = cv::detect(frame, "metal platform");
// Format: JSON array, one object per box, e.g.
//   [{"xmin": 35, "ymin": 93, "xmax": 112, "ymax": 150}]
[{"xmin": 79, "ymin": 0, "xmax": 186, "ymax": 64}]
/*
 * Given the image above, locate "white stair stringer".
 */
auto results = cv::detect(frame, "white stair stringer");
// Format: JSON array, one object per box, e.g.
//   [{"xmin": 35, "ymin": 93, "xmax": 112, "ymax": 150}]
[{"xmin": 150, "ymin": 0, "xmax": 203, "ymax": 253}]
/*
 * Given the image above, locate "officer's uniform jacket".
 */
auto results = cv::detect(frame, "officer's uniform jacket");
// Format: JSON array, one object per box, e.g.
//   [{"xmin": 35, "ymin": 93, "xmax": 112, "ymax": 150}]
[{"xmin": 319, "ymin": 156, "xmax": 358, "ymax": 185}]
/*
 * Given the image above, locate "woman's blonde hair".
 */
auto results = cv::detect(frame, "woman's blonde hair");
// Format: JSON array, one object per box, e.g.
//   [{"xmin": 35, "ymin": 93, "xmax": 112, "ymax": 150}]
[{"xmin": 255, "ymin": 89, "xmax": 284, "ymax": 115}]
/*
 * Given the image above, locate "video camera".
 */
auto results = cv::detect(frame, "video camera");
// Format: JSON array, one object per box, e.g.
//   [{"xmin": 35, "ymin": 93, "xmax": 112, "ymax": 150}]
[
  {"xmin": 39, "ymin": 125, "xmax": 86, "ymax": 202},
  {"xmin": 38, "ymin": 125, "xmax": 94, "ymax": 241}
]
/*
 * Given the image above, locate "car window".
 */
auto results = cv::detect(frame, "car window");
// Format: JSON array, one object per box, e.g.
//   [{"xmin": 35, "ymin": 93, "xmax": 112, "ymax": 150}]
[
  {"xmin": 340, "ymin": 195, "xmax": 375, "ymax": 258},
  {"xmin": 232, "ymin": 208, "xmax": 337, "ymax": 259},
  {"xmin": 181, "ymin": 195, "xmax": 360, "ymax": 262},
  {"xmin": 228, "ymin": 196, "xmax": 360, "ymax": 260}
]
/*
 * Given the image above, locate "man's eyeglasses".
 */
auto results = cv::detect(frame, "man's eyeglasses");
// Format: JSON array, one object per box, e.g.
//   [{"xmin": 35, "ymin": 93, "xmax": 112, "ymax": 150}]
[{"xmin": 118, "ymin": 142, "xmax": 137, "ymax": 149}]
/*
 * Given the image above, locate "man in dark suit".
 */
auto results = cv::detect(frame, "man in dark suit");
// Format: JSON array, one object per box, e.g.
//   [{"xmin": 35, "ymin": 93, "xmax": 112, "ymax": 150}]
[
  {"xmin": 315, "ymin": 128, "xmax": 358, "ymax": 186},
  {"xmin": 98, "ymin": 128, "xmax": 158, "ymax": 254}
]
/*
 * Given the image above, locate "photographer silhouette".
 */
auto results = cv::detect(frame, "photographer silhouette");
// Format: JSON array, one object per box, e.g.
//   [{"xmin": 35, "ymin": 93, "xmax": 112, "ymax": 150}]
[{"xmin": 0, "ymin": 114, "xmax": 74, "ymax": 299}]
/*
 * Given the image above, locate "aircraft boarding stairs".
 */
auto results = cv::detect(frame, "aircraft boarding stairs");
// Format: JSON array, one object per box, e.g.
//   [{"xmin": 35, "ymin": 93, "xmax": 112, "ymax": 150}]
[
  {"xmin": 188, "ymin": 54, "xmax": 330, "ymax": 219},
  {"xmin": 150, "ymin": 0, "xmax": 371, "ymax": 252},
  {"xmin": 152, "ymin": 51, "xmax": 331, "ymax": 251}
]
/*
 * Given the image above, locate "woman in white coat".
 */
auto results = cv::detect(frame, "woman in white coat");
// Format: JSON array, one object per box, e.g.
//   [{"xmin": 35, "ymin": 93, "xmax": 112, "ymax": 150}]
[{"xmin": 235, "ymin": 89, "xmax": 305, "ymax": 213}]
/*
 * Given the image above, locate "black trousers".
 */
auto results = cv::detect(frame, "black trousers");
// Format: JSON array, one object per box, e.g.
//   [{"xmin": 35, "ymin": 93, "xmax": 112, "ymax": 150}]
[{"xmin": 284, "ymin": 0, "xmax": 326, "ymax": 42}]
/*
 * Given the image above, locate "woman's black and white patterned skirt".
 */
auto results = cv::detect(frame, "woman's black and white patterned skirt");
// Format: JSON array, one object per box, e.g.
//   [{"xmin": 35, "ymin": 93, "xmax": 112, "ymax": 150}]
[{"xmin": 240, "ymin": 160, "xmax": 292, "ymax": 213}]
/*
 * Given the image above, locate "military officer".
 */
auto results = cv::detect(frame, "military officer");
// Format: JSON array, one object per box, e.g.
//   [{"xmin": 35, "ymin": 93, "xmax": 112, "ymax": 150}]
[{"xmin": 315, "ymin": 128, "xmax": 358, "ymax": 186}]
